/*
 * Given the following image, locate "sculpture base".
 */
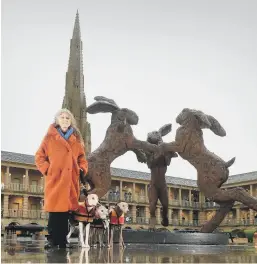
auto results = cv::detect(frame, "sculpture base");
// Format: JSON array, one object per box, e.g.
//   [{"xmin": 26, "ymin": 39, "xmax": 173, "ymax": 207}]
[{"xmin": 114, "ymin": 230, "xmax": 229, "ymax": 245}]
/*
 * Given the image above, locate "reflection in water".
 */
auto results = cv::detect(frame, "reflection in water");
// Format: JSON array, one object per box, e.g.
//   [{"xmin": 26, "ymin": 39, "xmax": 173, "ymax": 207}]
[{"xmin": 1, "ymin": 240, "xmax": 257, "ymax": 263}]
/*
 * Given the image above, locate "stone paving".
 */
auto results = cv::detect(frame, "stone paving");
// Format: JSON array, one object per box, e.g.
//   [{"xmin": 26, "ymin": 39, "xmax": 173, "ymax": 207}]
[{"xmin": 1, "ymin": 238, "xmax": 257, "ymax": 263}]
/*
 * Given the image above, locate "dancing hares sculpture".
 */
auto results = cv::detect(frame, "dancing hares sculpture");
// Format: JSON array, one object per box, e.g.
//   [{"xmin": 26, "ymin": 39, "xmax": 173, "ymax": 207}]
[
  {"xmin": 143, "ymin": 124, "xmax": 178, "ymax": 228},
  {"xmin": 84, "ymin": 96, "xmax": 160, "ymax": 198},
  {"xmin": 159, "ymin": 108, "xmax": 257, "ymax": 233}
]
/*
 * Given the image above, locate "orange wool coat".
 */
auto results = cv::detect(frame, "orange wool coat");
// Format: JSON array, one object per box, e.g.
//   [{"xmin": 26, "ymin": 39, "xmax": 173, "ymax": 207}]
[{"xmin": 35, "ymin": 124, "xmax": 88, "ymax": 212}]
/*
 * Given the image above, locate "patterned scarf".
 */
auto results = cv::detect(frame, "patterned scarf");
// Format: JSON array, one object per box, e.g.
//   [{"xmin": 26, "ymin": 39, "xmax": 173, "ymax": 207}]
[{"xmin": 57, "ymin": 127, "xmax": 74, "ymax": 140}]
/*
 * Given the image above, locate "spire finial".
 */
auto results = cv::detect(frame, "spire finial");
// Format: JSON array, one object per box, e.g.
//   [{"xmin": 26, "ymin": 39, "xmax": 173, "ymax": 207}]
[{"xmin": 72, "ymin": 10, "xmax": 81, "ymax": 39}]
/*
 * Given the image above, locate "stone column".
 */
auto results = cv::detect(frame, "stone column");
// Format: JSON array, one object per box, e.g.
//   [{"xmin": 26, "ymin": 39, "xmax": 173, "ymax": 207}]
[
  {"xmin": 23, "ymin": 169, "xmax": 29, "ymax": 192},
  {"xmin": 199, "ymin": 211, "xmax": 206, "ymax": 225},
  {"xmin": 23, "ymin": 195, "xmax": 29, "ymax": 218},
  {"xmin": 3, "ymin": 195, "xmax": 9, "ymax": 217},
  {"xmin": 40, "ymin": 198, "xmax": 45, "ymax": 219},
  {"xmin": 132, "ymin": 183, "xmax": 136, "ymax": 202},
  {"xmin": 189, "ymin": 189, "xmax": 192, "ymax": 206},
  {"xmin": 250, "ymin": 184, "xmax": 253, "ymax": 196},
  {"xmin": 5, "ymin": 167, "xmax": 10, "ymax": 187},
  {"xmin": 156, "ymin": 207, "xmax": 161, "ymax": 224},
  {"xmin": 40, "ymin": 176, "xmax": 44, "ymax": 193},
  {"xmin": 189, "ymin": 210, "xmax": 193, "ymax": 225},
  {"xmin": 168, "ymin": 208, "xmax": 172, "ymax": 224},
  {"xmin": 236, "ymin": 208, "xmax": 241, "ymax": 225},
  {"xmin": 179, "ymin": 188, "xmax": 182, "ymax": 206},
  {"xmin": 145, "ymin": 184, "xmax": 148, "ymax": 203},
  {"xmin": 168, "ymin": 187, "xmax": 171, "ymax": 204},
  {"xmin": 132, "ymin": 205, "xmax": 137, "ymax": 224},
  {"xmin": 179, "ymin": 209, "xmax": 183, "ymax": 224},
  {"xmin": 119, "ymin": 181, "xmax": 122, "ymax": 200},
  {"xmin": 249, "ymin": 209, "xmax": 254, "ymax": 225},
  {"xmin": 145, "ymin": 206, "xmax": 150, "ymax": 224}
]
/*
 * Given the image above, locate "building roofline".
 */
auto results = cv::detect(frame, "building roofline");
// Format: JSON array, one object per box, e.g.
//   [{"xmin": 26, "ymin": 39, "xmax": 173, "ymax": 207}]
[{"xmin": 1, "ymin": 150, "xmax": 257, "ymax": 187}]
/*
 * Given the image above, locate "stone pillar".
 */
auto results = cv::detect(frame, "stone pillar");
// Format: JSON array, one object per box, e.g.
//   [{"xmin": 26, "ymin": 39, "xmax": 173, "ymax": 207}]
[
  {"xmin": 5, "ymin": 167, "xmax": 10, "ymax": 187},
  {"xmin": 249, "ymin": 209, "xmax": 254, "ymax": 225},
  {"xmin": 145, "ymin": 206, "xmax": 150, "ymax": 224},
  {"xmin": 236, "ymin": 208, "xmax": 240, "ymax": 225},
  {"xmin": 23, "ymin": 195, "xmax": 29, "ymax": 218},
  {"xmin": 23, "ymin": 169, "xmax": 29, "ymax": 192},
  {"xmin": 40, "ymin": 198, "xmax": 45, "ymax": 219},
  {"xmin": 132, "ymin": 183, "xmax": 136, "ymax": 202},
  {"xmin": 199, "ymin": 192, "xmax": 205, "ymax": 203},
  {"xmin": 189, "ymin": 189, "xmax": 192, "ymax": 206},
  {"xmin": 179, "ymin": 209, "xmax": 183, "ymax": 224},
  {"xmin": 250, "ymin": 184, "xmax": 253, "ymax": 196},
  {"xmin": 189, "ymin": 210, "xmax": 193, "ymax": 225},
  {"xmin": 168, "ymin": 208, "xmax": 172, "ymax": 223},
  {"xmin": 179, "ymin": 188, "xmax": 182, "ymax": 206},
  {"xmin": 132, "ymin": 205, "xmax": 137, "ymax": 224},
  {"xmin": 168, "ymin": 187, "xmax": 171, "ymax": 203},
  {"xmin": 40, "ymin": 176, "xmax": 44, "ymax": 193},
  {"xmin": 119, "ymin": 181, "xmax": 122, "ymax": 200},
  {"xmin": 156, "ymin": 207, "xmax": 161, "ymax": 224},
  {"xmin": 199, "ymin": 211, "xmax": 206, "ymax": 225},
  {"xmin": 145, "ymin": 184, "xmax": 148, "ymax": 203},
  {"xmin": 3, "ymin": 195, "xmax": 9, "ymax": 217}
]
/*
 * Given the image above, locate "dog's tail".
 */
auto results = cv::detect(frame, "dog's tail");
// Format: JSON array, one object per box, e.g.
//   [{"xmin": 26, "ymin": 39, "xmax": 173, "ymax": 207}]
[{"xmin": 225, "ymin": 157, "xmax": 236, "ymax": 168}]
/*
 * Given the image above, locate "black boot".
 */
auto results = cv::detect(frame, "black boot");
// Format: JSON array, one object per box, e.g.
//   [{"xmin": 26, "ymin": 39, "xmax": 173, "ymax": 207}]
[
  {"xmin": 161, "ymin": 217, "xmax": 169, "ymax": 227},
  {"xmin": 44, "ymin": 240, "xmax": 58, "ymax": 250}
]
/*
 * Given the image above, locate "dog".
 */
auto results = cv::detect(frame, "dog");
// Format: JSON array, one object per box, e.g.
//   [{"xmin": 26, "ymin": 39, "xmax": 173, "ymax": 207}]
[
  {"xmin": 67, "ymin": 193, "xmax": 99, "ymax": 247},
  {"xmin": 109, "ymin": 202, "xmax": 129, "ymax": 248},
  {"xmin": 90, "ymin": 206, "xmax": 110, "ymax": 248},
  {"xmin": 159, "ymin": 108, "xmax": 257, "ymax": 232}
]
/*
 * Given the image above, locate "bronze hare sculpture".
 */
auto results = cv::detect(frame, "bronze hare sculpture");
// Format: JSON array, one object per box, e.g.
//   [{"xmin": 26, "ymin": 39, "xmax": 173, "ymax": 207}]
[
  {"xmin": 143, "ymin": 124, "xmax": 177, "ymax": 228},
  {"xmin": 84, "ymin": 96, "xmax": 160, "ymax": 198},
  {"xmin": 159, "ymin": 108, "xmax": 257, "ymax": 232}
]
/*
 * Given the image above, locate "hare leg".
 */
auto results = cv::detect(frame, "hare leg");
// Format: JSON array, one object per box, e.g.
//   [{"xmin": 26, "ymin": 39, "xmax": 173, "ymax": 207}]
[
  {"xmin": 159, "ymin": 187, "xmax": 169, "ymax": 227},
  {"xmin": 200, "ymin": 201, "xmax": 234, "ymax": 233},
  {"xmin": 211, "ymin": 187, "xmax": 257, "ymax": 211},
  {"xmin": 148, "ymin": 184, "xmax": 158, "ymax": 229}
]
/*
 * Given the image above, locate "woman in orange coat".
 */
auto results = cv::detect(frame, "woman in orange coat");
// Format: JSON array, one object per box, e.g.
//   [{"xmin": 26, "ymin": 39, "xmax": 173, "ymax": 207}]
[{"xmin": 35, "ymin": 109, "xmax": 88, "ymax": 249}]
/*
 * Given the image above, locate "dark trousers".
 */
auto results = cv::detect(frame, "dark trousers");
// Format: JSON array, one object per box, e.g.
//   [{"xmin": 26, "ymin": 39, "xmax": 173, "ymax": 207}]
[{"xmin": 47, "ymin": 212, "xmax": 69, "ymax": 247}]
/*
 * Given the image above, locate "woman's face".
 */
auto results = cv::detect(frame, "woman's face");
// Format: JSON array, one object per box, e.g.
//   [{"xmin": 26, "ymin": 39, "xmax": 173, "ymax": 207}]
[{"xmin": 57, "ymin": 112, "xmax": 71, "ymax": 132}]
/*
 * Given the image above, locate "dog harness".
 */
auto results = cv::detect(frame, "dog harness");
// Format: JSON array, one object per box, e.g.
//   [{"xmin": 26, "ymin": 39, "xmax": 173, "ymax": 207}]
[
  {"xmin": 73, "ymin": 202, "xmax": 95, "ymax": 222},
  {"xmin": 109, "ymin": 209, "xmax": 125, "ymax": 225}
]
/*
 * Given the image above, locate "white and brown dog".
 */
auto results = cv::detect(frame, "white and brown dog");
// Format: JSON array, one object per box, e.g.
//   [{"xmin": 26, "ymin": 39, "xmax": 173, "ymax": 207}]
[
  {"xmin": 67, "ymin": 193, "xmax": 99, "ymax": 248},
  {"xmin": 109, "ymin": 202, "xmax": 129, "ymax": 248},
  {"xmin": 89, "ymin": 206, "xmax": 110, "ymax": 248}
]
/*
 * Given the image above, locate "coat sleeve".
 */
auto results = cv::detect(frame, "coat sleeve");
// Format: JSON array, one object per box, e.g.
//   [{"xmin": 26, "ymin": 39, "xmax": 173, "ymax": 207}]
[
  {"xmin": 35, "ymin": 136, "xmax": 50, "ymax": 176},
  {"xmin": 78, "ymin": 143, "xmax": 88, "ymax": 174}
]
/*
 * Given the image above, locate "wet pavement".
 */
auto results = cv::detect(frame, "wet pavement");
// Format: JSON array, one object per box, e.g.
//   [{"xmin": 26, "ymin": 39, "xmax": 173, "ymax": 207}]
[{"xmin": 1, "ymin": 238, "xmax": 257, "ymax": 263}]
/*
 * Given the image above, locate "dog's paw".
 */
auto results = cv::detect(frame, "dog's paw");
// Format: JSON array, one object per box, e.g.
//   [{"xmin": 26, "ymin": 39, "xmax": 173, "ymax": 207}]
[{"xmin": 83, "ymin": 244, "xmax": 90, "ymax": 248}]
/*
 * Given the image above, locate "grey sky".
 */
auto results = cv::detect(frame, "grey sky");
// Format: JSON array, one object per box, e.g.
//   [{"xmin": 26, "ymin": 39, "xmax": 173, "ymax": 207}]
[{"xmin": 2, "ymin": 0, "xmax": 257, "ymax": 179}]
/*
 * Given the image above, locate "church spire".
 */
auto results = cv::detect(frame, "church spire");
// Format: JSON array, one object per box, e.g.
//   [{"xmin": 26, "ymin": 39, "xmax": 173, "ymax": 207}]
[
  {"xmin": 62, "ymin": 11, "xmax": 91, "ymax": 154},
  {"xmin": 72, "ymin": 10, "xmax": 81, "ymax": 39}
]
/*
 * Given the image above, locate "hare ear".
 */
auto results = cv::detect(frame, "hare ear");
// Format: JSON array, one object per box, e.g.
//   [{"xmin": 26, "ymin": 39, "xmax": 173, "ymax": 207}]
[
  {"xmin": 193, "ymin": 110, "xmax": 212, "ymax": 128},
  {"xmin": 158, "ymin": 124, "xmax": 172, "ymax": 137},
  {"xmin": 206, "ymin": 115, "xmax": 226, "ymax": 137},
  {"xmin": 94, "ymin": 96, "xmax": 119, "ymax": 107},
  {"xmin": 87, "ymin": 101, "xmax": 119, "ymax": 114}
]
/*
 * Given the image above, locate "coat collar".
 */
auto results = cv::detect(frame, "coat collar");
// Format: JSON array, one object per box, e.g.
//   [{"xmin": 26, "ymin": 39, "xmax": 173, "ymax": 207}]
[{"xmin": 47, "ymin": 124, "xmax": 77, "ymax": 148}]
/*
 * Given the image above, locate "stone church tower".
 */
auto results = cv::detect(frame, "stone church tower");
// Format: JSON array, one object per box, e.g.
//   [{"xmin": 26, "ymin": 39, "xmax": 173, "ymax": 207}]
[{"xmin": 62, "ymin": 11, "xmax": 91, "ymax": 155}]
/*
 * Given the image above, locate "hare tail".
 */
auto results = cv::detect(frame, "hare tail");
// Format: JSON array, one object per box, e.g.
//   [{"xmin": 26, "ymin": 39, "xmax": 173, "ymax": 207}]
[{"xmin": 225, "ymin": 157, "xmax": 236, "ymax": 168}]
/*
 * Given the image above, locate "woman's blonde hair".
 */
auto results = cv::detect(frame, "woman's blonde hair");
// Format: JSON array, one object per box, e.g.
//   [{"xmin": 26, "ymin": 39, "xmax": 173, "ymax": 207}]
[{"xmin": 54, "ymin": 108, "xmax": 84, "ymax": 144}]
